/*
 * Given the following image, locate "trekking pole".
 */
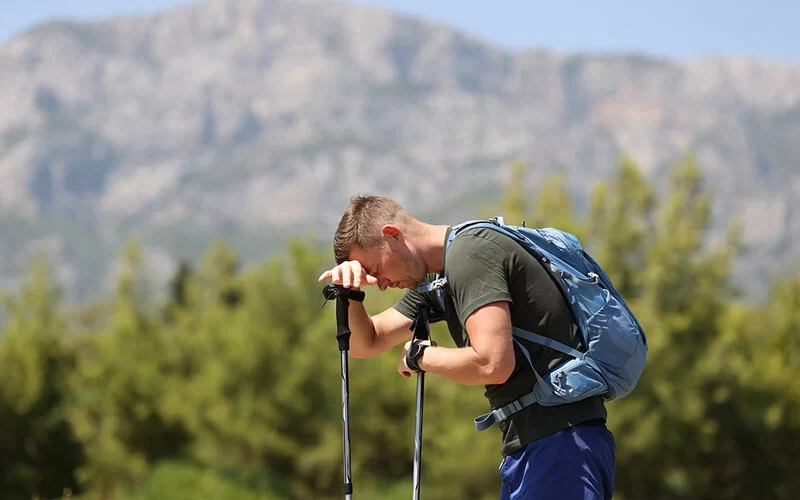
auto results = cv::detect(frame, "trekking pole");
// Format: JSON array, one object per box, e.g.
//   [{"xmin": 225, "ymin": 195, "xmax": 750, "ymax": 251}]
[
  {"xmin": 322, "ymin": 284, "xmax": 365, "ymax": 500},
  {"xmin": 410, "ymin": 305, "xmax": 431, "ymax": 500}
]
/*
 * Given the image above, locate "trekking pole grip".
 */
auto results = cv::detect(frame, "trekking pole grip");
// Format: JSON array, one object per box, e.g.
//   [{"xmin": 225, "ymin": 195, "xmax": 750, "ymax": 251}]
[{"xmin": 322, "ymin": 285, "xmax": 366, "ymax": 351}]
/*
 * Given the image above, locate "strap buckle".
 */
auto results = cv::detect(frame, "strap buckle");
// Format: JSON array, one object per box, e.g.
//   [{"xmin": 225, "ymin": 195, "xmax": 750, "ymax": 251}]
[{"xmin": 417, "ymin": 276, "xmax": 447, "ymax": 293}]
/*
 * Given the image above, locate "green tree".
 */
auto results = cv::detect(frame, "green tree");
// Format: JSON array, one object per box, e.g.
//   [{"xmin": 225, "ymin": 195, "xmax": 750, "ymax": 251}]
[
  {"xmin": 66, "ymin": 241, "xmax": 189, "ymax": 499},
  {"xmin": 527, "ymin": 172, "xmax": 585, "ymax": 238},
  {"xmin": 607, "ymin": 156, "xmax": 747, "ymax": 499},
  {"xmin": 588, "ymin": 155, "xmax": 657, "ymax": 298},
  {"xmin": 500, "ymin": 161, "xmax": 527, "ymax": 224},
  {"xmin": 0, "ymin": 254, "xmax": 83, "ymax": 500},
  {"xmin": 162, "ymin": 259, "xmax": 193, "ymax": 322},
  {"xmin": 198, "ymin": 238, "xmax": 243, "ymax": 308},
  {"xmin": 701, "ymin": 276, "xmax": 800, "ymax": 500}
]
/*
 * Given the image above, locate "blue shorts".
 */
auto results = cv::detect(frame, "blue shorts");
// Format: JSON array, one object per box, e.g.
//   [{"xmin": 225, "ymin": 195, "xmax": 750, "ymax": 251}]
[{"xmin": 499, "ymin": 420, "xmax": 616, "ymax": 500}]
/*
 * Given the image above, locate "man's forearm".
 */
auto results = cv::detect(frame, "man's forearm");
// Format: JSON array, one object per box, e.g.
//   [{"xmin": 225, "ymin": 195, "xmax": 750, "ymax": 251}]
[
  {"xmin": 416, "ymin": 345, "xmax": 511, "ymax": 386},
  {"xmin": 345, "ymin": 299, "xmax": 379, "ymax": 358}
]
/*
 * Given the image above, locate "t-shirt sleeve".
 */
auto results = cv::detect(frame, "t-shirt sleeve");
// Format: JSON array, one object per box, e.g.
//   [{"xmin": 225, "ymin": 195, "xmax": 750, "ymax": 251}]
[
  {"xmin": 393, "ymin": 276, "xmax": 447, "ymax": 323},
  {"xmin": 445, "ymin": 231, "xmax": 514, "ymax": 328},
  {"xmin": 393, "ymin": 288, "xmax": 427, "ymax": 319}
]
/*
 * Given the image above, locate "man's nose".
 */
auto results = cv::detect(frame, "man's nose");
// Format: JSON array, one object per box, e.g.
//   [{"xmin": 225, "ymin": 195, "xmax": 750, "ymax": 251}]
[{"xmin": 378, "ymin": 278, "xmax": 390, "ymax": 291}]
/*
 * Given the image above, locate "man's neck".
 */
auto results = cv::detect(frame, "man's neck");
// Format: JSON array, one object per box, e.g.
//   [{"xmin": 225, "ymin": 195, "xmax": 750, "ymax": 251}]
[{"xmin": 421, "ymin": 224, "xmax": 450, "ymax": 274}]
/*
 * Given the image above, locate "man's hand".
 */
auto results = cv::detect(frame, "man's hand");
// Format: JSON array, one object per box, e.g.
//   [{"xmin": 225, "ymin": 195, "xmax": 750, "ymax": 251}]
[
  {"xmin": 398, "ymin": 339, "xmax": 437, "ymax": 378},
  {"xmin": 318, "ymin": 260, "xmax": 378, "ymax": 289}
]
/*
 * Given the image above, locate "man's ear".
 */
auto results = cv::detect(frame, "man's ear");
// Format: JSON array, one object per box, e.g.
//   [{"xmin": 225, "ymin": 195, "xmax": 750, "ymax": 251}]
[{"xmin": 381, "ymin": 224, "xmax": 403, "ymax": 242}]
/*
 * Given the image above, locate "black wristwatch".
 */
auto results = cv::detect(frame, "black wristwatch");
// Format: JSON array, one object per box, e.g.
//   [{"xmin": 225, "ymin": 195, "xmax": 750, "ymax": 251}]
[{"xmin": 406, "ymin": 341, "xmax": 429, "ymax": 373}]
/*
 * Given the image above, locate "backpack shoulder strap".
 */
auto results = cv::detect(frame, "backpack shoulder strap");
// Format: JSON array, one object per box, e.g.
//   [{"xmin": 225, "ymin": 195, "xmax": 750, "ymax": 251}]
[{"xmin": 416, "ymin": 218, "xmax": 500, "ymax": 293}]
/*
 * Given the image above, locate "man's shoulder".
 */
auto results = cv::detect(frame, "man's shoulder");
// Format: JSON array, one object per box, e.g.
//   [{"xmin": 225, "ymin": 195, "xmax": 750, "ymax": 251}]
[
  {"xmin": 449, "ymin": 225, "xmax": 524, "ymax": 254},
  {"xmin": 444, "ymin": 226, "xmax": 517, "ymax": 280}
]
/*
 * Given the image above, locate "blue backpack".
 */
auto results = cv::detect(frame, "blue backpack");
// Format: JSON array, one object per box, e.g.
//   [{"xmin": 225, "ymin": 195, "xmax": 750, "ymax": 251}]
[{"xmin": 421, "ymin": 217, "xmax": 648, "ymax": 431}]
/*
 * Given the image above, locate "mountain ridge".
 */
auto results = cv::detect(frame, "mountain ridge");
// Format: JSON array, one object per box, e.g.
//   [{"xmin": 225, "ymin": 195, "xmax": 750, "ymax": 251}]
[{"xmin": 1, "ymin": 0, "xmax": 798, "ymax": 302}]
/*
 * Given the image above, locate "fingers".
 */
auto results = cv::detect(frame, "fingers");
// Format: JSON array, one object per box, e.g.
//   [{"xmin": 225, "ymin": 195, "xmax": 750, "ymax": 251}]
[
  {"xmin": 318, "ymin": 261, "xmax": 376, "ymax": 289},
  {"xmin": 398, "ymin": 340, "xmax": 416, "ymax": 377},
  {"xmin": 397, "ymin": 357, "xmax": 412, "ymax": 378},
  {"xmin": 333, "ymin": 266, "xmax": 343, "ymax": 286}
]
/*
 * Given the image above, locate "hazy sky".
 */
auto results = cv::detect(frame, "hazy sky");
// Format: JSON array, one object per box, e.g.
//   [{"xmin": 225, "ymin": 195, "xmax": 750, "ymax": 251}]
[{"xmin": 2, "ymin": 0, "xmax": 798, "ymax": 62}]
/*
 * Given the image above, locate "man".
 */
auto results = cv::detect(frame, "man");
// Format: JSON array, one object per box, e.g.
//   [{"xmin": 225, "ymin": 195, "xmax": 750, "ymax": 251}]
[{"xmin": 318, "ymin": 195, "xmax": 615, "ymax": 499}]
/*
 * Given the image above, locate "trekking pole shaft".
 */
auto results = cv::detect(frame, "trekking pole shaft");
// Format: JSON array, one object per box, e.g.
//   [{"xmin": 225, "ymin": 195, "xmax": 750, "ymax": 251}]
[
  {"xmin": 412, "ymin": 372, "xmax": 425, "ymax": 500},
  {"xmin": 410, "ymin": 304, "xmax": 429, "ymax": 500},
  {"xmin": 341, "ymin": 351, "xmax": 353, "ymax": 500}
]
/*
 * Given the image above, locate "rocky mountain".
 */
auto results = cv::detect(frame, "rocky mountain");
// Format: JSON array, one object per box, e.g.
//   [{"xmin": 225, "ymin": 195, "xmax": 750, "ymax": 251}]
[{"xmin": 1, "ymin": 0, "xmax": 799, "ymax": 302}]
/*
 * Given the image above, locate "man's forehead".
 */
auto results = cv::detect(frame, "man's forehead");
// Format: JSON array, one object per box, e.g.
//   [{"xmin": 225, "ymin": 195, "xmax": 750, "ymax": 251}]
[{"xmin": 350, "ymin": 247, "xmax": 378, "ymax": 268}]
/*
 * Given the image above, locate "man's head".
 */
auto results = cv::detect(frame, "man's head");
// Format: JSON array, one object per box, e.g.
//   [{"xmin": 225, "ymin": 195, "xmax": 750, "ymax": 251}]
[{"xmin": 333, "ymin": 195, "xmax": 427, "ymax": 290}]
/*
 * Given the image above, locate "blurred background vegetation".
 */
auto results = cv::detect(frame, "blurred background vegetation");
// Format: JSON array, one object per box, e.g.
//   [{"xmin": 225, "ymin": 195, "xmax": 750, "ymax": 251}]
[{"xmin": 1, "ymin": 156, "xmax": 798, "ymax": 500}]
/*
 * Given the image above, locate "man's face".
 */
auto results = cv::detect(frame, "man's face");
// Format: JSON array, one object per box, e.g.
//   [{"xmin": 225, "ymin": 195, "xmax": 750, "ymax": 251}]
[{"xmin": 350, "ymin": 240, "xmax": 425, "ymax": 291}]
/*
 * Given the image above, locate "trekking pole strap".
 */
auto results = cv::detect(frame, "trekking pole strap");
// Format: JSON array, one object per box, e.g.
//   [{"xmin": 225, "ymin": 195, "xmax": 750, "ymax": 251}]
[
  {"xmin": 323, "ymin": 284, "xmax": 366, "ymax": 303},
  {"xmin": 410, "ymin": 304, "xmax": 430, "ymax": 341}
]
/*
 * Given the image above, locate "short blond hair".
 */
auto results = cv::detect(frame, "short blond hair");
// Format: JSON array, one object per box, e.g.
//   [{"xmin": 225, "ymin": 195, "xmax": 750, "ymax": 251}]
[{"xmin": 333, "ymin": 195, "xmax": 411, "ymax": 264}]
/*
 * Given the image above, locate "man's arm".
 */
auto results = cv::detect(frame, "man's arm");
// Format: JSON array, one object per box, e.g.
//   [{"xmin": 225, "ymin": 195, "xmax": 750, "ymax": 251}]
[
  {"xmin": 348, "ymin": 304, "xmax": 414, "ymax": 358},
  {"xmin": 399, "ymin": 301, "xmax": 515, "ymax": 385},
  {"xmin": 319, "ymin": 260, "xmax": 413, "ymax": 358}
]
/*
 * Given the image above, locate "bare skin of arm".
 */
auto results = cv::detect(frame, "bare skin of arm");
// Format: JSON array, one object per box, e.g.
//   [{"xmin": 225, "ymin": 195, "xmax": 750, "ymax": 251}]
[{"xmin": 398, "ymin": 301, "xmax": 515, "ymax": 386}]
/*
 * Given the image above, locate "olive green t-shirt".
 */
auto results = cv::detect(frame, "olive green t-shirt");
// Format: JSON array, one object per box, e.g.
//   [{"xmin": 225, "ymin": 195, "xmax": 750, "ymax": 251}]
[{"xmin": 393, "ymin": 226, "xmax": 607, "ymax": 456}]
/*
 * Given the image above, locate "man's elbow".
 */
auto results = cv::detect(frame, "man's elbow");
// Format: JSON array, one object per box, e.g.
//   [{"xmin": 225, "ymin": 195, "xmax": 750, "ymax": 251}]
[
  {"xmin": 349, "ymin": 338, "xmax": 387, "ymax": 359},
  {"xmin": 350, "ymin": 346, "xmax": 377, "ymax": 359},
  {"xmin": 482, "ymin": 360, "xmax": 514, "ymax": 385}
]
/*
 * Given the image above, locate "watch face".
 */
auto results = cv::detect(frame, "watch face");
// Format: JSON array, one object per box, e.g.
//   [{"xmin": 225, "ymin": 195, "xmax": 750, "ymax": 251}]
[{"xmin": 409, "ymin": 344, "xmax": 422, "ymax": 358}]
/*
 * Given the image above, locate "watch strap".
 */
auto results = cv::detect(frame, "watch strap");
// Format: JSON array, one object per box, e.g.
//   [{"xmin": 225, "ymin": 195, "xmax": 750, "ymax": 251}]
[{"xmin": 406, "ymin": 342, "xmax": 428, "ymax": 373}]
